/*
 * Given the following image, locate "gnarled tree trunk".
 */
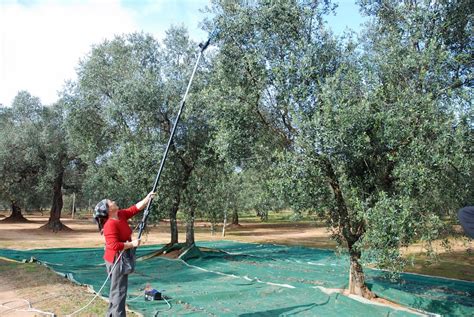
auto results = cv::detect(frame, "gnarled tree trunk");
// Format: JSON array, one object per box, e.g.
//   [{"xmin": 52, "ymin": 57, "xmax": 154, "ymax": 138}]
[
  {"xmin": 41, "ymin": 168, "xmax": 70, "ymax": 232},
  {"xmin": 2, "ymin": 200, "xmax": 28, "ymax": 222},
  {"xmin": 325, "ymin": 157, "xmax": 374, "ymax": 299},
  {"xmin": 348, "ymin": 248, "xmax": 375, "ymax": 299},
  {"xmin": 169, "ymin": 164, "xmax": 194, "ymax": 245},
  {"xmin": 231, "ymin": 209, "xmax": 239, "ymax": 225},
  {"xmin": 169, "ymin": 194, "xmax": 180, "ymax": 245}
]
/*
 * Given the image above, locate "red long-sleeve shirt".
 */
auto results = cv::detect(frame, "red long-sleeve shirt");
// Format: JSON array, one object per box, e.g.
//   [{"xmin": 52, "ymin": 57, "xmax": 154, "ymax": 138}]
[{"xmin": 103, "ymin": 205, "xmax": 140, "ymax": 263}]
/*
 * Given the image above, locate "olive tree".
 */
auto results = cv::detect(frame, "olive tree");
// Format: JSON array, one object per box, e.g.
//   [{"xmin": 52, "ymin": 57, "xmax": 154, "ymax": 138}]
[{"xmin": 207, "ymin": 0, "xmax": 472, "ymax": 298}]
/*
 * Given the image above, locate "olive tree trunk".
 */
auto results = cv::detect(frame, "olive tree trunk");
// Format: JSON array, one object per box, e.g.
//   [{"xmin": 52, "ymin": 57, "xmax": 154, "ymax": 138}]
[
  {"xmin": 41, "ymin": 168, "xmax": 69, "ymax": 232},
  {"xmin": 3, "ymin": 200, "xmax": 28, "ymax": 222},
  {"xmin": 169, "ymin": 194, "xmax": 180, "ymax": 245},
  {"xmin": 185, "ymin": 207, "xmax": 195, "ymax": 246},
  {"xmin": 231, "ymin": 209, "xmax": 239, "ymax": 225},
  {"xmin": 348, "ymin": 248, "xmax": 374, "ymax": 299},
  {"xmin": 325, "ymin": 158, "xmax": 374, "ymax": 299}
]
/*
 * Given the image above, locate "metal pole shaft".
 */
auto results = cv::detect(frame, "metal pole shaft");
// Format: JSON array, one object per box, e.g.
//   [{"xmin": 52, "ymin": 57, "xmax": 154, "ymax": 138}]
[{"xmin": 137, "ymin": 44, "xmax": 207, "ymax": 240}]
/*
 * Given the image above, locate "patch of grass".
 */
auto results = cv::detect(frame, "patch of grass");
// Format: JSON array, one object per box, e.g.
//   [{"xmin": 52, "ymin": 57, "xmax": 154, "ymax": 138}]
[
  {"xmin": 405, "ymin": 250, "xmax": 474, "ymax": 281},
  {"xmin": 238, "ymin": 210, "xmax": 317, "ymax": 223},
  {"xmin": 22, "ymin": 263, "xmax": 42, "ymax": 273},
  {"xmin": 0, "ymin": 260, "xmax": 18, "ymax": 270},
  {"xmin": 0, "ymin": 259, "xmax": 140, "ymax": 316},
  {"xmin": 177, "ymin": 210, "xmax": 318, "ymax": 223}
]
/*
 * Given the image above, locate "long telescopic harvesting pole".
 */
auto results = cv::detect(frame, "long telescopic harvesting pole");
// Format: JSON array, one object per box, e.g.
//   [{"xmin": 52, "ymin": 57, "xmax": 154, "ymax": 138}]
[{"xmin": 137, "ymin": 36, "xmax": 212, "ymax": 240}]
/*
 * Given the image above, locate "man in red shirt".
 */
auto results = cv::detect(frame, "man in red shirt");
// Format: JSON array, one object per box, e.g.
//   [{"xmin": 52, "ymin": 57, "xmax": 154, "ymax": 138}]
[{"xmin": 94, "ymin": 192, "xmax": 155, "ymax": 317}]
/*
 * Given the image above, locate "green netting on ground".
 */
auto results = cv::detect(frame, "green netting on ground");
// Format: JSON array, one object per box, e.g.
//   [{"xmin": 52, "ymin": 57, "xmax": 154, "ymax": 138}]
[{"xmin": 0, "ymin": 241, "xmax": 472, "ymax": 316}]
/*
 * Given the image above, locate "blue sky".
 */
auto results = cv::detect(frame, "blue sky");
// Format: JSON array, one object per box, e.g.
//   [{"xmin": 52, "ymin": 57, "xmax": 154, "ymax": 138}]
[
  {"xmin": 327, "ymin": 1, "xmax": 367, "ymax": 35},
  {"xmin": 119, "ymin": 0, "xmax": 367, "ymax": 40},
  {"xmin": 0, "ymin": 0, "xmax": 367, "ymax": 106}
]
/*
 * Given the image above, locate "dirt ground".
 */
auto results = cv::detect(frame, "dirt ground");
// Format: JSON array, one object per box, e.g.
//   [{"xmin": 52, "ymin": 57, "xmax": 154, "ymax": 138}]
[
  {"xmin": 0, "ymin": 213, "xmax": 472, "ymax": 316},
  {"xmin": 0, "ymin": 215, "xmax": 337, "ymax": 250},
  {"xmin": 0, "ymin": 214, "xmax": 470, "ymax": 254}
]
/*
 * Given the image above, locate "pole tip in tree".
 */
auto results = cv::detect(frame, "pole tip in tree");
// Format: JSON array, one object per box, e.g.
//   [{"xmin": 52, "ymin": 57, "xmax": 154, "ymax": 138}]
[
  {"xmin": 199, "ymin": 38, "xmax": 211, "ymax": 51},
  {"xmin": 199, "ymin": 28, "xmax": 219, "ymax": 51}
]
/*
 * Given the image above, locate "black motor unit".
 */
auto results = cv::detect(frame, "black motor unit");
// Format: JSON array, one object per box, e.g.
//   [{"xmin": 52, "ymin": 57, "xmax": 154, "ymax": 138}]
[{"xmin": 144, "ymin": 289, "xmax": 163, "ymax": 301}]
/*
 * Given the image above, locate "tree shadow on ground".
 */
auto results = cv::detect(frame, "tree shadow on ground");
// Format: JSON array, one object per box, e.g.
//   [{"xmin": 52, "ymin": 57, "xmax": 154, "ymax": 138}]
[
  {"xmin": 367, "ymin": 274, "xmax": 474, "ymax": 317},
  {"xmin": 0, "ymin": 216, "xmax": 31, "ymax": 223},
  {"xmin": 229, "ymin": 229, "xmax": 315, "ymax": 237},
  {"xmin": 238, "ymin": 300, "xmax": 330, "ymax": 316}
]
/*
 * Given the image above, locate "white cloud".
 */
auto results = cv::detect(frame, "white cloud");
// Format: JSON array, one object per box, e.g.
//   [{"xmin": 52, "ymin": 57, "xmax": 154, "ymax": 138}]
[
  {"xmin": 0, "ymin": 0, "xmax": 139, "ymax": 106},
  {"xmin": 124, "ymin": 0, "xmax": 210, "ymax": 43}
]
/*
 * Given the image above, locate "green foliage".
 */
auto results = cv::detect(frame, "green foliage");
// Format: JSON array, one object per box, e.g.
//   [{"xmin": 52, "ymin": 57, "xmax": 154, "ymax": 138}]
[
  {"xmin": 65, "ymin": 32, "xmax": 167, "ymax": 214},
  {"xmin": 0, "ymin": 91, "xmax": 81, "ymax": 220},
  {"xmin": 1, "ymin": 1, "xmax": 471, "ymax": 288},
  {"xmin": 65, "ymin": 28, "xmax": 220, "ymax": 228},
  {"xmin": 0, "ymin": 92, "xmax": 44, "ymax": 208},
  {"xmin": 207, "ymin": 0, "xmax": 473, "ymax": 278}
]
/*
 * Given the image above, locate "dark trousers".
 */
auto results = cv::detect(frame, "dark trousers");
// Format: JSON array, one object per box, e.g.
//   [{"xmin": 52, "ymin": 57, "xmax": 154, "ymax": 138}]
[{"xmin": 105, "ymin": 260, "xmax": 128, "ymax": 317}]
